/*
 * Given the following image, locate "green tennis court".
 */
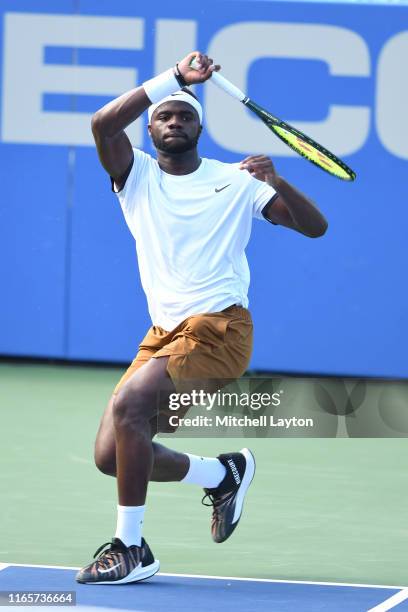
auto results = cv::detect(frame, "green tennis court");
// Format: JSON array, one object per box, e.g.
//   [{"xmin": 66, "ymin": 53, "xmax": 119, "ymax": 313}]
[{"xmin": 1, "ymin": 362, "xmax": 407, "ymax": 587}]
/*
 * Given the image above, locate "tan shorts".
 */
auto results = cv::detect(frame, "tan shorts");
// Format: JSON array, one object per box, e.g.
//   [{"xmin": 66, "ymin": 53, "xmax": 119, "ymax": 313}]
[{"xmin": 114, "ymin": 304, "xmax": 253, "ymax": 393}]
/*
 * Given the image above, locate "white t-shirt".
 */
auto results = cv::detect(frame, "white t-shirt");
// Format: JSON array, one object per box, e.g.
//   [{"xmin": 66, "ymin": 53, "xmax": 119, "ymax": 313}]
[{"xmin": 115, "ymin": 148, "xmax": 276, "ymax": 331}]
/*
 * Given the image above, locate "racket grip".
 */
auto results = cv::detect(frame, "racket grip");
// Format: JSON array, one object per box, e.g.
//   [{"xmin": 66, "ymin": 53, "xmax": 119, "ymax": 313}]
[
  {"xmin": 210, "ymin": 71, "xmax": 246, "ymax": 102},
  {"xmin": 190, "ymin": 58, "xmax": 246, "ymax": 102}
]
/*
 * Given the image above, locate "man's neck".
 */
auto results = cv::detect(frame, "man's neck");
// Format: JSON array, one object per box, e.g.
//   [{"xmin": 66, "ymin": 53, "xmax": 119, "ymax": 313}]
[{"xmin": 157, "ymin": 149, "xmax": 201, "ymax": 175}]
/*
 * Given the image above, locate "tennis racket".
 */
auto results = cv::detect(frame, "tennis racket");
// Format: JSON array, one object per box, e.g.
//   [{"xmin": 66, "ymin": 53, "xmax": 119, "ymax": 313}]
[{"xmin": 190, "ymin": 59, "xmax": 356, "ymax": 182}]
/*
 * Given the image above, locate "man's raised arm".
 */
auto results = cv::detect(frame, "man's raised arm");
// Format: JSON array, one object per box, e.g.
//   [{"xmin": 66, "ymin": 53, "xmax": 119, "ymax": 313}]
[
  {"xmin": 91, "ymin": 52, "xmax": 218, "ymax": 190},
  {"xmin": 91, "ymin": 88, "xmax": 150, "ymax": 188}
]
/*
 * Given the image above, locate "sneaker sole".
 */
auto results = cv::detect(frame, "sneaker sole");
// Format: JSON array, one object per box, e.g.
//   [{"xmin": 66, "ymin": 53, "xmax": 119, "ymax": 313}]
[
  {"xmin": 78, "ymin": 560, "xmax": 160, "ymax": 585},
  {"xmin": 232, "ymin": 448, "xmax": 256, "ymax": 524}
]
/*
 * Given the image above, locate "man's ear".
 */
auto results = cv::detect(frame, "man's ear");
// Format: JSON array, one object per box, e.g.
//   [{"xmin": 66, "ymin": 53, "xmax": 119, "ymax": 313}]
[{"xmin": 147, "ymin": 124, "xmax": 152, "ymax": 137}]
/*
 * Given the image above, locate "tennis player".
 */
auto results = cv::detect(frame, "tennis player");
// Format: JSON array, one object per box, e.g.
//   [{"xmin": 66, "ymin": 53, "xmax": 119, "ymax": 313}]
[{"xmin": 76, "ymin": 52, "xmax": 328, "ymax": 585}]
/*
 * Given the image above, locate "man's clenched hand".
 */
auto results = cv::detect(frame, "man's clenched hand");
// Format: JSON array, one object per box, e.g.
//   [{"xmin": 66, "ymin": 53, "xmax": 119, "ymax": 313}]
[
  {"xmin": 239, "ymin": 155, "xmax": 280, "ymax": 188},
  {"xmin": 177, "ymin": 52, "xmax": 221, "ymax": 85}
]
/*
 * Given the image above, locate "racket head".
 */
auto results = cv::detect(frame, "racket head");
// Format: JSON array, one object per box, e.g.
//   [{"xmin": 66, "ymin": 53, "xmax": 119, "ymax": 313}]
[{"xmin": 245, "ymin": 99, "xmax": 356, "ymax": 182}]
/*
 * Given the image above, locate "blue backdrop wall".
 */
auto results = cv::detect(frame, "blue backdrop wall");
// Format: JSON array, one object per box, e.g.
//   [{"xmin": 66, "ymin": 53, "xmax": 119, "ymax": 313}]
[{"xmin": 0, "ymin": 0, "xmax": 407, "ymax": 377}]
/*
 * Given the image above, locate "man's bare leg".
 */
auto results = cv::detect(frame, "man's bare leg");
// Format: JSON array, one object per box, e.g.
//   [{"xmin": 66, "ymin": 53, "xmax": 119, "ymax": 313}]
[
  {"xmin": 94, "ymin": 358, "xmax": 189, "ymax": 482},
  {"xmin": 76, "ymin": 355, "xmax": 254, "ymax": 585},
  {"xmin": 111, "ymin": 356, "xmax": 179, "ymax": 505},
  {"xmin": 76, "ymin": 356, "xmax": 178, "ymax": 585}
]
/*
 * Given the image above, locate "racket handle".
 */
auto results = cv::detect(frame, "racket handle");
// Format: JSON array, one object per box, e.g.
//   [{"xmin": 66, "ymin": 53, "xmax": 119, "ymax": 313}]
[{"xmin": 189, "ymin": 58, "xmax": 246, "ymax": 102}]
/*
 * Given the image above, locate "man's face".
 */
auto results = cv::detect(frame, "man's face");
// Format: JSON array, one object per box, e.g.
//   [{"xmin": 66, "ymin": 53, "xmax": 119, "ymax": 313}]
[{"xmin": 148, "ymin": 101, "xmax": 202, "ymax": 154}]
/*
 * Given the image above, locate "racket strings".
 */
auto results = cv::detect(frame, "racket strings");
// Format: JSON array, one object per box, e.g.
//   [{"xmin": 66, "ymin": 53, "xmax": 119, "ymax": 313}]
[{"xmin": 245, "ymin": 100, "xmax": 356, "ymax": 181}]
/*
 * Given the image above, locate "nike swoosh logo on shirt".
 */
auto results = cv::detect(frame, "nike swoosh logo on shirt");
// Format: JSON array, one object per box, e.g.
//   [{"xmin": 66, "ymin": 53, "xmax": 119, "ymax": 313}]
[{"xmin": 215, "ymin": 184, "xmax": 231, "ymax": 193}]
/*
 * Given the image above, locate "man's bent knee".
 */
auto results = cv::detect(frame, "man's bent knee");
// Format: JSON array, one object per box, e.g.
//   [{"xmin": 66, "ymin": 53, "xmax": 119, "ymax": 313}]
[
  {"xmin": 113, "ymin": 385, "xmax": 158, "ymax": 430},
  {"xmin": 94, "ymin": 448, "xmax": 116, "ymax": 475}
]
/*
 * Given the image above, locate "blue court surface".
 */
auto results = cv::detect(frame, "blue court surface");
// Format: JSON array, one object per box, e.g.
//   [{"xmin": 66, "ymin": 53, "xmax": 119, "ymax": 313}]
[{"xmin": 0, "ymin": 564, "xmax": 407, "ymax": 612}]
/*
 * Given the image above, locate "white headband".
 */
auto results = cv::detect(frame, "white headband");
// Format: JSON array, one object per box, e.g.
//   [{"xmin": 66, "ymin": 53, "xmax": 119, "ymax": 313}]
[{"xmin": 148, "ymin": 91, "xmax": 203, "ymax": 124}]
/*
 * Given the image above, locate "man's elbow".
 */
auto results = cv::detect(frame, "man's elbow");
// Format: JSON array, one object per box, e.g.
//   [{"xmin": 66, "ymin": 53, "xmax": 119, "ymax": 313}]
[
  {"xmin": 91, "ymin": 111, "xmax": 103, "ymax": 136},
  {"xmin": 306, "ymin": 220, "xmax": 328, "ymax": 238}
]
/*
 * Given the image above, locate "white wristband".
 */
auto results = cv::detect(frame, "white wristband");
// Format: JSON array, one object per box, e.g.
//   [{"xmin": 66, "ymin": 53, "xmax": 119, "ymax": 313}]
[{"xmin": 143, "ymin": 68, "xmax": 180, "ymax": 104}]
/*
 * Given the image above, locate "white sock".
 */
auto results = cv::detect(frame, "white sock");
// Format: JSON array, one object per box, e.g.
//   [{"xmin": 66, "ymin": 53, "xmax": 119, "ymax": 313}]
[
  {"xmin": 181, "ymin": 454, "xmax": 227, "ymax": 489},
  {"xmin": 115, "ymin": 504, "xmax": 145, "ymax": 547}
]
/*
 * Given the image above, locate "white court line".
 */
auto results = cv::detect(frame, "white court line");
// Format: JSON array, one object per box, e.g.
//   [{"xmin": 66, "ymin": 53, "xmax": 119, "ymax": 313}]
[
  {"xmin": 1, "ymin": 562, "xmax": 406, "ymax": 591},
  {"xmin": 367, "ymin": 588, "xmax": 408, "ymax": 612},
  {"xmin": 1, "ymin": 562, "xmax": 78, "ymax": 571},
  {"xmin": 158, "ymin": 572, "xmax": 406, "ymax": 590},
  {"xmin": 0, "ymin": 564, "xmax": 10, "ymax": 572}
]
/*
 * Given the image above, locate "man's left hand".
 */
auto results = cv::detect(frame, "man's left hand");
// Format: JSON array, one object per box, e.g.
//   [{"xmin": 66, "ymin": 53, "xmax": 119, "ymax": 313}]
[{"xmin": 239, "ymin": 155, "xmax": 279, "ymax": 189}]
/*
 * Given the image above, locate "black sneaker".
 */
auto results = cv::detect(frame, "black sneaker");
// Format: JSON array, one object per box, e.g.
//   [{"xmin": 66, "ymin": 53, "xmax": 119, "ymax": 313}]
[
  {"xmin": 202, "ymin": 448, "xmax": 256, "ymax": 543},
  {"xmin": 75, "ymin": 537, "xmax": 160, "ymax": 585}
]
